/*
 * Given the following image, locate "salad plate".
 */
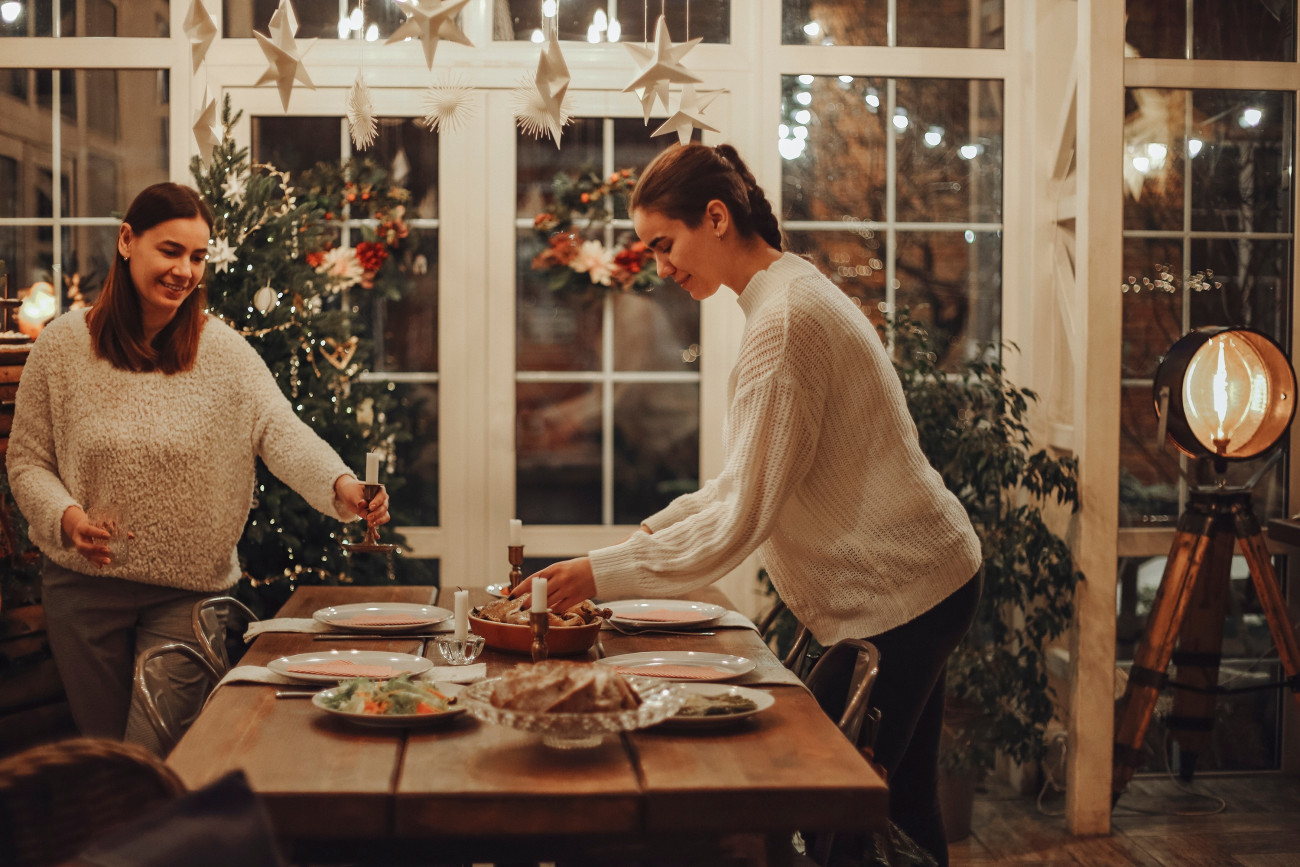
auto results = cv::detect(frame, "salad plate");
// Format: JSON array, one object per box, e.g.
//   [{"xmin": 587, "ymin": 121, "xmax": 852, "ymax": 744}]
[
  {"xmin": 268, "ymin": 650, "xmax": 433, "ymax": 684},
  {"xmin": 596, "ymin": 651, "xmax": 754, "ymax": 682},
  {"xmin": 313, "ymin": 602, "xmax": 453, "ymax": 633},
  {"xmin": 604, "ymin": 599, "xmax": 726, "ymax": 628},
  {"xmin": 656, "ymin": 683, "xmax": 774, "ymax": 729},
  {"xmin": 311, "ymin": 679, "xmax": 467, "ymax": 729}
]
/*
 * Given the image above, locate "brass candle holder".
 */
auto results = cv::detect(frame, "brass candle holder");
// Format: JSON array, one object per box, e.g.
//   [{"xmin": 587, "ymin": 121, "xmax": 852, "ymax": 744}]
[
  {"xmin": 508, "ymin": 544, "xmax": 524, "ymax": 591},
  {"xmin": 341, "ymin": 483, "xmax": 396, "ymax": 553},
  {"xmin": 529, "ymin": 610, "xmax": 550, "ymax": 663}
]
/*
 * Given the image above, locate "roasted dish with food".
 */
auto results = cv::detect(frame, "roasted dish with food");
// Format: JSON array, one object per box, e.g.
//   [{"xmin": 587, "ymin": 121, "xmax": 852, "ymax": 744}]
[
  {"xmin": 487, "ymin": 660, "xmax": 642, "ymax": 714},
  {"xmin": 473, "ymin": 597, "xmax": 610, "ymax": 627}
]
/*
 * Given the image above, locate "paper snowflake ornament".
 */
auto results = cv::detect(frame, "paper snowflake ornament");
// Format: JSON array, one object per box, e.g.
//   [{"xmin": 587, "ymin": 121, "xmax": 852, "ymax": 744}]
[
  {"xmin": 254, "ymin": 0, "xmax": 316, "ymax": 111},
  {"xmin": 422, "ymin": 74, "xmax": 476, "ymax": 134},
  {"xmin": 208, "ymin": 236, "xmax": 238, "ymax": 273},
  {"xmin": 652, "ymin": 85, "xmax": 722, "ymax": 145},
  {"xmin": 347, "ymin": 73, "xmax": 378, "ymax": 150},
  {"xmin": 623, "ymin": 14, "xmax": 702, "ymax": 108},
  {"xmin": 512, "ymin": 29, "xmax": 571, "ymax": 149},
  {"xmin": 221, "ymin": 168, "xmax": 249, "ymax": 206},
  {"xmin": 192, "ymin": 88, "xmax": 222, "ymax": 159},
  {"xmin": 184, "ymin": 0, "xmax": 218, "ymax": 73},
  {"xmin": 385, "ymin": 0, "xmax": 473, "ymax": 71}
]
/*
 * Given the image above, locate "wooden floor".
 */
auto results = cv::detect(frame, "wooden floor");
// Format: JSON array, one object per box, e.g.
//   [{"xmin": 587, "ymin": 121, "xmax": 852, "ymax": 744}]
[{"xmin": 950, "ymin": 774, "xmax": 1300, "ymax": 866}]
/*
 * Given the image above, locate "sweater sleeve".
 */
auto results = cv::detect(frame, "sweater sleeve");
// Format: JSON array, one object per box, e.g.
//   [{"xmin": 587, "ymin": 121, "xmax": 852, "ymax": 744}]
[
  {"xmin": 591, "ymin": 307, "xmax": 829, "ymax": 599},
  {"xmin": 4, "ymin": 330, "xmax": 79, "ymax": 553},
  {"xmin": 231, "ymin": 334, "xmax": 357, "ymax": 522}
]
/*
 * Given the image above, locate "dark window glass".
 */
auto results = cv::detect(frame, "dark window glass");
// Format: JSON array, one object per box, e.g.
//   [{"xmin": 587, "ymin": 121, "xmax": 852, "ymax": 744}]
[{"xmin": 497, "ymin": 0, "xmax": 729, "ymax": 43}]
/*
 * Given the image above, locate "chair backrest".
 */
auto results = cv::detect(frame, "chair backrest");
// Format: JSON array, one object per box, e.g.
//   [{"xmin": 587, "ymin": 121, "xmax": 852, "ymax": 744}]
[
  {"xmin": 191, "ymin": 595, "xmax": 259, "ymax": 674},
  {"xmin": 0, "ymin": 736, "xmax": 185, "ymax": 867},
  {"xmin": 133, "ymin": 642, "xmax": 221, "ymax": 755},
  {"xmin": 803, "ymin": 638, "xmax": 881, "ymax": 746}
]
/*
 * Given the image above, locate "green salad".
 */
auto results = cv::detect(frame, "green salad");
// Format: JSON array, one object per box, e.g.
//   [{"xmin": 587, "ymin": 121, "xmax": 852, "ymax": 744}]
[{"xmin": 319, "ymin": 674, "xmax": 456, "ymax": 716}]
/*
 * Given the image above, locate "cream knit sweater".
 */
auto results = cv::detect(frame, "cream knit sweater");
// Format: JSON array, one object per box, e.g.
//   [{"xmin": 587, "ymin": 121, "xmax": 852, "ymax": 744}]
[
  {"xmin": 6, "ymin": 309, "xmax": 357, "ymax": 592},
  {"xmin": 590, "ymin": 253, "xmax": 983, "ymax": 644}
]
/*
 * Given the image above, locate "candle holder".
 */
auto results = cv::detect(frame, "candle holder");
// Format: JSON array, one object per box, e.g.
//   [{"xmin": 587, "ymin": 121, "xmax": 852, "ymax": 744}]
[
  {"xmin": 508, "ymin": 544, "xmax": 524, "ymax": 591},
  {"xmin": 529, "ymin": 611, "xmax": 550, "ymax": 663},
  {"xmin": 435, "ymin": 633, "xmax": 485, "ymax": 665},
  {"xmin": 341, "ymin": 483, "xmax": 397, "ymax": 554}
]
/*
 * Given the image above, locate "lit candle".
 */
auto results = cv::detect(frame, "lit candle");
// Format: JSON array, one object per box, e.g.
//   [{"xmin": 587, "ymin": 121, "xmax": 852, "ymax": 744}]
[
  {"xmin": 531, "ymin": 577, "xmax": 548, "ymax": 613},
  {"xmin": 454, "ymin": 589, "xmax": 468, "ymax": 641},
  {"xmin": 365, "ymin": 452, "xmax": 381, "ymax": 484},
  {"xmin": 509, "ymin": 518, "xmax": 523, "ymax": 547}
]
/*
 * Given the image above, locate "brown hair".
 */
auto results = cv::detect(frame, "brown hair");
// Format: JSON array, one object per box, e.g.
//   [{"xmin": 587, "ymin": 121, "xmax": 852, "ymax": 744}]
[
  {"xmin": 88, "ymin": 182, "xmax": 213, "ymax": 374},
  {"xmin": 630, "ymin": 143, "xmax": 783, "ymax": 251}
]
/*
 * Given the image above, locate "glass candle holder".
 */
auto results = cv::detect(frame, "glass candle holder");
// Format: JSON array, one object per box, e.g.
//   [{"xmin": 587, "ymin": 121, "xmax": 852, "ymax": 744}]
[{"xmin": 435, "ymin": 633, "xmax": 485, "ymax": 666}]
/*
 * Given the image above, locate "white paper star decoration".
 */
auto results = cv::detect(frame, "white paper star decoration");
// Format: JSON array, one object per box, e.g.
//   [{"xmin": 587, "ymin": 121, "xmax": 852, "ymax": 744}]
[
  {"xmin": 652, "ymin": 85, "xmax": 723, "ymax": 145},
  {"xmin": 184, "ymin": 0, "xmax": 218, "ymax": 73},
  {"xmin": 512, "ymin": 29, "xmax": 571, "ymax": 149},
  {"xmin": 192, "ymin": 88, "xmax": 222, "ymax": 159},
  {"xmin": 623, "ymin": 14, "xmax": 702, "ymax": 116},
  {"xmin": 221, "ymin": 168, "xmax": 248, "ymax": 206},
  {"xmin": 385, "ymin": 0, "xmax": 473, "ymax": 71},
  {"xmin": 254, "ymin": 0, "xmax": 316, "ymax": 111},
  {"xmin": 347, "ymin": 73, "xmax": 378, "ymax": 150},
  {"xmin": 208, "ymin": 235, "xmax": 238, "ymax": 273},
  {"xmin": 422, "ymin": 74, "xmax": 476, "ymax": 134}
]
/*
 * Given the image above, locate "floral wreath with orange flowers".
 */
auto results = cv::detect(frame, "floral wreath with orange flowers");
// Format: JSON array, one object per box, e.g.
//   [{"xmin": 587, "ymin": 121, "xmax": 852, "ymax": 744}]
[
  {"xmin": 296, "ymin": 158, "xmax": 412, "ymax": 300},
  {"xmin": 531, "ymin": 167, "xmax": 661, "ymax": 296}
]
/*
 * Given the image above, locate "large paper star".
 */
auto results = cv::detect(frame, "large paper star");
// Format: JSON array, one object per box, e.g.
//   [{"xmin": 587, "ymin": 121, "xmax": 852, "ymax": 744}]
[
  {"xmin": 192, "ymin": 88, "xmax": 222, "ymax": 159},
  {"xmin": 385, "ymin": 0, "xmax": 473, "ymax": 71},
  {"xmin": 184, "ymin": 0, "xmax": 218, "ymax": 73},
  {"xmin": 513, "ymin": 29, "xmax": 571, "ymax": 148},
  {"xmin": 254, "ymin": 0, "xmax": 316, "ymax": 111},
  {"xmin": 623, "ymin": 15, "xmax": 702, "ymax": 99},
  {"xmin": 652, "ymin": 86, "xmax": 722, "ymax": 146}
]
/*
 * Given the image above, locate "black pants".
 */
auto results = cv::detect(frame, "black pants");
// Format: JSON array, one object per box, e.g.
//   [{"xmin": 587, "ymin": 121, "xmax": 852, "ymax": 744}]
[{"xmin": 856, "ymin": 570, "xmax": 983, "ymax": 867}]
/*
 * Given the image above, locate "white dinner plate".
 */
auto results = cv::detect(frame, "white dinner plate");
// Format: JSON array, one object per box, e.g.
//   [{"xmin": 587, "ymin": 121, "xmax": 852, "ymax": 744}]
[
  {"xmin": 313, "ymin": 602, "xmax": 453, "ymax": 633},
  {"xmin": 310, "ymin": 682, "xmax": 468, "ymax": 729},
  {"xmin": 268, "ymin": 650, "xmax": 434, "ymax": 684},
  {"xmin": 657, "ymin": 683, "xmax": 775, "ymax": 729},
  {"xmin": 597, "ymin": 651, "xmax": 754, "ymax": 682},
  {"xmin": 486, "ymin": 583, "xmax": 511, "ymax": 599},
  {"xmin": 604, "ymin": 599, "xmax": 727, "ymax": 628}
]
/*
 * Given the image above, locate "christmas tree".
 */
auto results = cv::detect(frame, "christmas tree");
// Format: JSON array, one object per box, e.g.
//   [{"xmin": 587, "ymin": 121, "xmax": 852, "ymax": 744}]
[{"xmin": 190, "ymin": 100, "xmax": 433, "ymax": 611}]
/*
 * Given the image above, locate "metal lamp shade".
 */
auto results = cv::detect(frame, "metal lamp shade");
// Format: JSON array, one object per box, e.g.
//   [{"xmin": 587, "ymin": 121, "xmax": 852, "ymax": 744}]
[{"xmin": 1154, "ymin": 326, "xmax": 1296, "ymax": 461}]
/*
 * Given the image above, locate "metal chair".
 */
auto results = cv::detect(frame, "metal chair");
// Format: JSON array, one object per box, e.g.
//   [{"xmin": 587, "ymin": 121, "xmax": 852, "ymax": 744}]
[
  {"xmin": 759, "ymin": 597, "xmax": 819, "ymax": 680},
  {"xmin": 132, "ymin": 642, "xmax": 221, "ymax": 756},
  {"xmin": 0, "ymin": 736, "xmax": 185, "ymax": 867},
  {"xmin": 191, "ymin": 595, "xmax": 259, "ymax": 675}
]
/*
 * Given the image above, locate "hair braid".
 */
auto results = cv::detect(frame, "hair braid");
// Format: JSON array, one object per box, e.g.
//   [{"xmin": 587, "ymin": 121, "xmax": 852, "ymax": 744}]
[{"xmin": 713, "ymin": 144, "xmax": 783, "ymax": 251}]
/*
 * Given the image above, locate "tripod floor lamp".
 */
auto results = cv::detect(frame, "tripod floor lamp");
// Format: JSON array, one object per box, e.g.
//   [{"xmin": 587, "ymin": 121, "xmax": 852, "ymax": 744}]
[{"xmin": 1112, "ymin": 326, "xmax": 1300, "ymax": 805}]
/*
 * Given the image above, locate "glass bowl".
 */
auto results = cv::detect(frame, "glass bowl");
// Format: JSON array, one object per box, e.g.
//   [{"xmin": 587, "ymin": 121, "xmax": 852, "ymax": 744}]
[{"xmin": 458, "ymin": 676, "xmax": 686, "ymax": 749}]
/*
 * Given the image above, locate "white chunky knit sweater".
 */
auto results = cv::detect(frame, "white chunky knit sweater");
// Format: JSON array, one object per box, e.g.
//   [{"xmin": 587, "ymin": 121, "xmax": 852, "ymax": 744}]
[
  {"xmin": 6, "ymin": 310, "xmax": 356, "ymax": 592},
  {"xmin": 590, "ymin": 252, "xmax": 983, "ymax": 643}
]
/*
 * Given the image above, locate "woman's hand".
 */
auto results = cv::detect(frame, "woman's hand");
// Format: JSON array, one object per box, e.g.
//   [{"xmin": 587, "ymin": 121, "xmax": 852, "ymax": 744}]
[
  {"xmin": 335, "ymin": 476, "xmax": 390, "ymax": 527},
  {"xmin": 61, "ymin": 505, "xmax": 113, "ymax": 568},
  {"xmin": 511, "ymin": 557, "xmax": 596, "ymax": 613}
]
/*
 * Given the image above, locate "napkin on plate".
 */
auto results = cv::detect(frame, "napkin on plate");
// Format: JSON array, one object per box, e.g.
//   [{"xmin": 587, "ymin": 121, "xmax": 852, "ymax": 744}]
[{"xmin": 243, "ymin": 618, "xmax": 454, "ymax": 641}]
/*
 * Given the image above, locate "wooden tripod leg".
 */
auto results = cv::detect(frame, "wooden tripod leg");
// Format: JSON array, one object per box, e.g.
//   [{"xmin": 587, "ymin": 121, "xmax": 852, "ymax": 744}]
[
  {"xmin": 1112, "ymin": 515, "xmax": 1216, "ymax": 803},
  {"xmin": 1167, "ymin": 527, "xmax": 1234, "ymax": 780},
  {"xmin": 1233, "ymin": 514, "xmax": 1300, "ymax": 715}
]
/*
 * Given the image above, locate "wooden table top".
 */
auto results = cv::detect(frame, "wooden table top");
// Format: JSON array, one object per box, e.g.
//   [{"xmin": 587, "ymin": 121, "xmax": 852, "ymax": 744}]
[{"xmin": 167, "ymin": 584, "xmax": 888, "ymax": 854}]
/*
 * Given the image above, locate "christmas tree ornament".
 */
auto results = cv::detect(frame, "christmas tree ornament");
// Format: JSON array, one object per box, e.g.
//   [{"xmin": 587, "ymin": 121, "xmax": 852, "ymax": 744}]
[
  {"xmin": 652, "ymin": 84, "xmax": 721, "ymax": 145},
  {"xmin": 622, "ymin": 14, "xmax": 701, "ymax": 104},
  {"xmin": 254, "ymin": 0, "xmax": 316, "ymax": 111},
  {"xmin": 192, "ymin": 88, "xmax": 222, "ymax": 159},
  {"xmin": 422, "ymin": 74, "xmax": 476, "ymax": 134},
  {"xmin": 253, "ymin": 285, "xmax": 278, "ymax": 315},
  {"xmin": 347, "ymin": 73, "xmax": 378, "ymax": 150},
  {"xmin": 208, "ymin": 235, "xmax": 238, "ymax": 273},
  {"xmin": 512, "ymin": 27, "xmax": 571, "ymax": 149},
  {"xmin": 221, "ymin": 168, "xmax": 248, "ymax": 206},
  {"xmin": 184, "ymin": 0, "xmax": 218, "ymax": 73},
  {"xmin": 385, "ymin": 0, "xmax": 473, "ymax": 71},
  {"xmin": 321, "ymin": 336, "xmax": 359, "ymax": 370}
]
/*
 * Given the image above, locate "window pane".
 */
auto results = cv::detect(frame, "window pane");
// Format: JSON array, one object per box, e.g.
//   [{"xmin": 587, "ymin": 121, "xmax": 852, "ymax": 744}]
[
  {"xmin": 1127, "ymin": 0, "xmax": 1296, "ymax": 60},
  {"xmin": 1124, "ymin": 0, "xmax": 1186, "ymax": 59},
  {"xmin": 252, "ymin": 116, "xmax": 340, "ymax": 174},
  {"xmin": 497, "ymin": 0, "xmax": 729, "ymax": 43},
  {"xmin": 65, "ymin": 225, "xmax": 118, "ymax": 305},
  {"xmin": 1123, "ymin": 89, "xmax": 1188, "ymax": 232},
  {"xmin": 1189, "ymin": 91, "xmax": 1292, "ymax": 235},
  {"xmin": 897, "ymin": 0, "xmax": 1003, "ymax": 48},
  {"xmin": 369, "ymin": 118, "xmax": 439, "ymax": 219},
  {"xmin": 224, "ymin": 0, "xmax": 408, "ymax": 39},
  {"xmin": 517, "ymin": 119, "xmax": 604, "ymax": 216},
  {"xmin": 783, "ymin": 0, "xmax": 886, "ymax": 45},
  {"xmin": 0, "ymin": 0, "xmax": 68, "ymax": 36},
  {"xmin": 611, "ymin": 288, "xmax": 698, "ymax": 373},
  {"xmin": 387, "ymin": 382, "xmax": 439, "ymax": 526},
  {"xmin": 65, "ymin": 70, "xmax": 170, "ymax": 217},
  {"xmin": 517, "ymin": 252, "xmax": 603, "ymax": 372},
  {"xmin": 784, "ymin": 229, "xmax": 888, "ymax": 325},
  {"xmin": 517, "ymin": 382, "xmax": 602, "ymax": 524},
  {"xmin": 613, "ymin": 381, "xmax": 699, "ymax": 523},
  {"xmin": 370, "ymin": 228, "xmax": 439, "ymax": 373},
  {"xmin": 896, "ymin": 78, "xmax": 1003, "ymax": 224},
  {"xmin": 1118, "ymin": 385, "xmax": 1180, "ymax": 528},
  {"xmin": 895, "ymin": 230, "xmax": 1001, "ymax": 361},
  {"xmin": 782, "ymin": 0, "xmax": 1004, "ymax": 47},
  {"xmin": 1120, "ymin": 238, "xmax": 1185, "ymax": 379}
]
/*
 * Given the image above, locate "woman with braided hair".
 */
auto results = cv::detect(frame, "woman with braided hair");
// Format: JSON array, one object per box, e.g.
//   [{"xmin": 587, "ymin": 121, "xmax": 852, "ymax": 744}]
[{"xmin": 515, "ymin": 142, "xmax": 981, "ymax": 865}]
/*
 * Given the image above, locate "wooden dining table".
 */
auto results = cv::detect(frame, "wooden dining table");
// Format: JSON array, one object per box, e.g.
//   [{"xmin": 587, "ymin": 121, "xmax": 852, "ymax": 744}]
[{"xmin": 167, "ymin": 584, "xmax": 888, "ymax": 865}]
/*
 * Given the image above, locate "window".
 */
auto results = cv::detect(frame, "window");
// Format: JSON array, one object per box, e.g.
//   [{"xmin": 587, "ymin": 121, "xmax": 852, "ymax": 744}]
[
  {"xmin": 496, "ymin": 0, "xmax": 730, "ymax": 44},
  {"xmin": 0, "ymin": 0, "xmax": 169, "ymax": 37},
  {"xmin": 781, "ymin": 0, "xmax": 1005, "ymax": 49}
]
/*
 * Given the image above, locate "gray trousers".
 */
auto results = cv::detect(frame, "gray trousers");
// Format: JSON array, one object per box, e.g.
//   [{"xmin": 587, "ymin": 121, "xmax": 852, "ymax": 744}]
[{"xmin": 41, "ymin": 558, "xmax": 212, "ymax": 755}]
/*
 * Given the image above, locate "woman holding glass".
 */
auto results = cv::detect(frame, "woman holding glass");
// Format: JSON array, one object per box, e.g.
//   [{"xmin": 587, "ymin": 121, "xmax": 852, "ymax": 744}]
[
  {"xmin": 516, "ymin": 143, "xmax": 982, "ymax": 865},
  {"xmin": 6, "ymin": 182, "xmax": 388, "ymax": 754}
]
